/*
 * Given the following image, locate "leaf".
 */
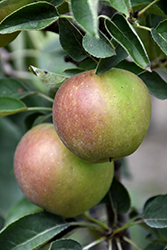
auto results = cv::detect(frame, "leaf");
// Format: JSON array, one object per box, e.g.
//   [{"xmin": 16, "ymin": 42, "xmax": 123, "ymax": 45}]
[
  {"xmin": 52, "ymin": 0, "xmax": 63, "ymax": 6},
  {"xmin": 151, "ymin": 19, "xmax": 167, "ymax": 56},
  {"xmin": 110, "ymin": 177, "xmax": 131, "ymax": 214},
  {"xmin": 83, "ymin": 31, "xmax": 115, "ymax": 58},
  {"xmin": 0, "ymin": 0, "xmax": 45, "ymax": 21},
  {"xmin": 0, "ymin": 212, "xmax": 69, "ymax": 250},
  {"xmin": 70, "ymin": 0, "xmax": 99, "ymax": 37},
  {"xmin": 116, "ymin": 60, "xmax": 144, "ymax": 74},
  {"xmin": 0, "ymin": 97, "xmax": 26, "ymax": 117},
  {"xmin": 50, "ymin": 239, "xmax": 82, "ymax": 250},
  {"xmin": 138, "ymin": 70, "xmax": 167, "ymax": 100},
  {"xmin": 145, "ymin": 242, "xmax": 167, "ymax": 250},
  {"xmin": 64, "ymin": 68, "xmax": 86, "ymax": 76},
  {"xmin": 5, "ymin": 197, "xmax": 42, "ymax": 227},
  {"xmin": 0, "ymin": 2, "xmax": 59, "ymax": 34},
  {"xmin": 29, "ymin": 66, "xmax": 69, "ymax": 88},
  {"xmin": 0, "ymin": 78, "xmax": 34, "ymax": 99},
  {"xmin": 0, "ymin": 117, "xmax": 23, "ymax": 218},
  {"xmin": 59, "ymin": 18, "xmax": 87, "ymax": 61},
  {"xmin": 144, "ymin": 195, "xmax": 167, "ymax": 228},
  {"xmin": 105, "ymin": 13, "xmax": 151, "ymax": 71},
  {"xmin": 32, "ymin": 113, "xmax": 52, "ymax": 127},
  {"xmin": 96, "ymin": 43, "xmax": 128, "ymax": 74},
  {"xmin": 109, "ymin": 0, "xmax": 132, "ymax": 17},
  {"xmin": 131, "ymin": 0, "xmax": 167, "ymax": 18}
]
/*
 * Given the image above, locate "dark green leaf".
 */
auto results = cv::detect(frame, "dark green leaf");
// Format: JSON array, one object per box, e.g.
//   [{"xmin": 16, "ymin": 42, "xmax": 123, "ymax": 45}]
[
  {"xmin": 83, "ymin": 31, "xmax": 115, "ymax": 58},
  {"xmin": 147, "ymin": 227, "xmax": 167, "ymax": 243},
  {"xmin": 131, "ymin": 0, "xmax": 167, "ymax": 17},
  {"xmin": 0, "ymin": 0, "xmax": 45, "ymax": 21},
  {"xmin": 105, "ymin": 13, "xmax": 151, "ymax": 71},
  {"xmin": 79, "ymin": 58, "xmax": 97, "ymax": 70},
  {"xmin": 5, "ymin": 197, "xmax": 42, "ymax": 226},
  {"xmin": 57, "ymin": 1, "xmax": 69, "ymax": 15},
  {"xmin": 51, "ymin": 0, "xmax": 63, "ymax": 6},
  {"xmin": 138, "ymin": 70, "xmax": 167, "ymax": 100},
  {"xmin": 143, "ymin": 195, "xmax": 159, "ymax": 213},
  {"xmin": 32, "ymin": 113, "xmax": 52, "ymax": 127},
  {"xmin": 0, "ymin": 2, "xmax": 59, "ymax": 34},
  {"xmin": 144, "ymin": 195, "xmax": 167, "ymax": 228},
  {"xmin": 59, "ymin": 18, "xmax": 87, "ymax": 61},
  {"xmin": 110, "ymin": 177, "xmax": 131, "ymax": 214},
  {"xmin": 151, "ymin": 19, "xmax": 167, "ymax": 56},
  {"xmin": 0, "ymin": 78, "xmax": 34, "ymax": 99},
  {"xmin": 0, "ymin": 97, "xmax": 26, "ymax": 117},
  {"xmin": 109, "ymin": 0, "xmax": 132, "ymax": 17},
  {"xmin": 0, "ymin": 212, "xmax": 69, "ymax": 250},
  {"xmin": 29, "ymin": 65, "xmax": 69, "ymax": 88},
  {"xmin": 0, "ymin": 117, "xmax": 23, "ymax": 218},
  {"xmin": 71, "ymin": 0, "xmax": 99, "ymax": 37},
  {"xmin": 50, "ymin": 239, "xmax": 82, "ymax": 250},
  {"xmin": 116, "ymin": 60, "xmax": 144, "ymax": 74},
  {"xmin": 96, "ymin": 43, "xmax": 128, "ymax": 74},
  {"xmin": 64, "ymin": 68, "xmax": 86, "ymax": 76},
  {"xmin": 145, "ymin": 242, "xmax": 166, "ymax": 250}
]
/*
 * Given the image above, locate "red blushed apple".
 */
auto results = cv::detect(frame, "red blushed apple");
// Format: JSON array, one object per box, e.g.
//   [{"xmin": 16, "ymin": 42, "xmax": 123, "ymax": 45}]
[
  {"xmin": 14, "ymin": 123, "xmax": 114, "ymax": 218},
  {"xmin": 52, "ymin": 68, "xmax": 152, "ymax": 163}
]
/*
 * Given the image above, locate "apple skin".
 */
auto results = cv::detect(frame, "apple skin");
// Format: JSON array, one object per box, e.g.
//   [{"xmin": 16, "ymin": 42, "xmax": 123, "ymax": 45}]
[
  {"xmin": 14, "ymin": 123, "xmax": 114, "ymax": 218},
  {"xmin": 52, "ymin": 68, "xmax": 152, "ymax": 163}
]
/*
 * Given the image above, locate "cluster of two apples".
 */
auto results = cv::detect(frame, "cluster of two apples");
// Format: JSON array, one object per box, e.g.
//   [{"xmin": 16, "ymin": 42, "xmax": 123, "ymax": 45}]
[{"xmin": 14, "ymin": 68, "xmax": 152, "ymax": 218}]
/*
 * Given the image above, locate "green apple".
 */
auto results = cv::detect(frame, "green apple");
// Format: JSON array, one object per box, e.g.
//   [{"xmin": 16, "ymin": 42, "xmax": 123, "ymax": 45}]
[
  {"xmin": 14, "ymin": 123, "xmax": 114, "ymax": 218},
  {"xmin": 52, "ymin": 68, "xmax": 152, "ymax": 163}
]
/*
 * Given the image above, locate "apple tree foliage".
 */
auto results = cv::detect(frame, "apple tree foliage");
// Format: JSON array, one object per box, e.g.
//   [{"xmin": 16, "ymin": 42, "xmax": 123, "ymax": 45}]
[{"xmin": 0, "ymin": 0, "xmax": 167, "ymax": 249}]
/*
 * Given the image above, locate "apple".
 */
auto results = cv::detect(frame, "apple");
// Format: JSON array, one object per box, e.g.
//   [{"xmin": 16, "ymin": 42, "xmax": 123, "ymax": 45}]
[
  {"xmin": 14, "ymin": 123, "xmax": 114, "ymax": 218},
  {"xmin": 52, "ymin": 68, "xmax": 152, "ymax": 163}
]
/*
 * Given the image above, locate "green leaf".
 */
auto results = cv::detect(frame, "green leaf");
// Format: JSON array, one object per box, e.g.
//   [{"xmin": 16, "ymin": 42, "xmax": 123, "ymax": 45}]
[
  {"xmin": 145, "ymin": 242, "xmax": 167, "ymax": 250},
  {"xmin": 64, "ymin": 68, "xmax": 86, "ymax": 76},
  {"xmin": 144, "ymin": 195, "xmax": 167, "ymax": 228},
  {"xmin": 96, "ymin": 43, "xmax": 128, "ymax": 74},
  {"xmin": 32, "ymin": 113, "xmax": 52, "ymax": 127},
  {"xmin": 52, "ymin": 0, "xmax": 63, "ymax": 6},
  {"xmin": 131, "ymin": 0, "xmax": 167, "ymax": 17},
  {"xmin": 151, "ymin": 19, "xmax": 167, "ymax": 56},
  {"xmin": 0, "ymin": 117, "xmax": 23, "ymax": 218},
  {"xmin": 83, "ymin": 31, "xmax": 115, "ymax": 58},
  {"xmin": 50, "ymin": 239, "xmax": 82, "ymax": 250},
  {"xmin": 110, "ymin": 177, "xmax": 131, "ymax": 214},
  {"xmin": 116, "ymin": 60, "xmax": 144, "ymax": 74},
  {"xmin": 0, "ymin": 212, "xmax": 69, "ymax": 250},
  {"xmin": 109, "ymin": 0, "xmax": 132, "ymax": 17},
  {"xmin": 138, "ymin": 70, "xmax": 167, "ymax": 100},
  {"xmin": 70, "ymin": 0, "xmax": 99, "ymax": 37},
  {"xmin": 5, "ymin": 197, "xmax": 42, "ymax": 227},
  {"xmin": 0, "ymin": 0, "xmax": 47, "ymax": 22},
  {"xmin": 0, "ymin": 97, "xmax": 26, "ymax": 117},
  {"xmin": 29, "ymin": 65, "xmax": 69, "ymax": 88},
  {"xmin": 59, "ymin": 18, "xmax": 87, "ymax": 61},
  {"xmin": 105, "ymin": 13, "xmax": 151, "ymax": 71},
  {"xmin": 0, "ymin": 2, "xmax": 59, "ymax": 34},
  {"xmin": 0, "ymin": 78, "xmax": 34, "ymax": 99}
]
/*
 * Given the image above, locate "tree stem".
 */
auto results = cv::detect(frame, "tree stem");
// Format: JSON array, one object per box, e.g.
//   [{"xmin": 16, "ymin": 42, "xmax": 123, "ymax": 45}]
[{"xmin": 138, "ymin": 0, "xmax": 160, "ymax": 17}]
